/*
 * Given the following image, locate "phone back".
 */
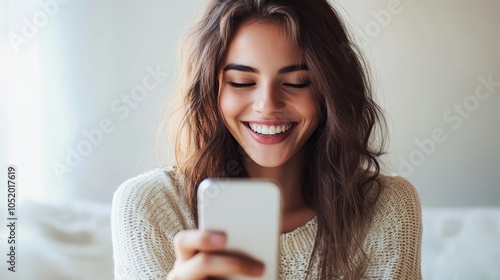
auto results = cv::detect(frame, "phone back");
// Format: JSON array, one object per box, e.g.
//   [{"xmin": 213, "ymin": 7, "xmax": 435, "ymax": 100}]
[{"xmin": 198, "ymin": 179, "xmax": 281, "ymax": 280}]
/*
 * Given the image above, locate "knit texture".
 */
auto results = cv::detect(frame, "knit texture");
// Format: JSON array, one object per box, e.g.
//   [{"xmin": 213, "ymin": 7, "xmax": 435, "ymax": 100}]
[{"xmin": 111, "ymin": 167, "xmax": 422, "ymax": 279}]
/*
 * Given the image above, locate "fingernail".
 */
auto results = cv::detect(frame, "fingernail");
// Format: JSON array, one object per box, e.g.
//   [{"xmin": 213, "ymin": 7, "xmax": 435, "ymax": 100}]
[
  {"xmin": 251, "ymin": 262, "xmax": 264, "ymax": 276},
  {"xmin": 210, "ymin": 233, "xmax": 225, "ymax": 245}
]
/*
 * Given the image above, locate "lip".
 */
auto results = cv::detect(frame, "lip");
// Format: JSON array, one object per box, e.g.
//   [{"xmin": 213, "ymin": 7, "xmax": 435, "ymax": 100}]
[{"xmin": 243, "ymin": 121, "xmax": 297, "ymax": 145}]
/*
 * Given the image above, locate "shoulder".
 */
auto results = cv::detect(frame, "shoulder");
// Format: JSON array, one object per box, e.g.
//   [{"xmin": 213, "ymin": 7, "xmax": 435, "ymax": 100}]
[
  {"xmin": 112, "ymin": 166, "xmax": 182, "ymax": 205},
  {"xmin": 111, "ymin": 166, "xmax": 195, "ymax": 231},
  {"xmin": 372, "ymin": 174, "xmax": 422, "ymax": 217},
  {"xmin": 367, "ymin": 174, "xmax": 422, "ymax": 236}
]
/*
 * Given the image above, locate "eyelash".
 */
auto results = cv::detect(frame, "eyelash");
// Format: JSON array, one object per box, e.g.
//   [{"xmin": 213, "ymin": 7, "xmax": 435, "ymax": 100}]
[
  {"xmin": 228, "ymin": 82, "xmax": 254, "ymax": 88},
  {"xmin": 284, "ymin": 82, "xmax": 311, "ymax": 89},
  {"xmin": 228, "ymin": 82, "xmax": 311, "ymax": 89}
]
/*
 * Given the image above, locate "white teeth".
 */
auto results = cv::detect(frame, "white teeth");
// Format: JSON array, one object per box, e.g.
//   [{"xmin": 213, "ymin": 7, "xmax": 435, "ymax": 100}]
[
  {"xmin": 248, "ymin": 123, "xmax": 292, "ymax": 135},
  {"xmin": 269, "ymin": 126, "xmax": 276, "ymax": 135},
  {"xmin": 261, "ymin": 126, "xmax": 269, "ymax": 134}
]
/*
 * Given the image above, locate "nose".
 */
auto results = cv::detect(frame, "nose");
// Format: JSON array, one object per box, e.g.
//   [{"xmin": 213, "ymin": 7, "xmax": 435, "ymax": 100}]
[{"xmin": 252, "ymin": 83, "xmax": 285, "ymax": 115}]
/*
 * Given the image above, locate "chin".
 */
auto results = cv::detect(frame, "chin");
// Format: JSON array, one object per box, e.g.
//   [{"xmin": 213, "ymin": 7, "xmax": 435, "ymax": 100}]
[{"xmin": 246, "ymin": 153, "xmax": 290, "ymax": 168}]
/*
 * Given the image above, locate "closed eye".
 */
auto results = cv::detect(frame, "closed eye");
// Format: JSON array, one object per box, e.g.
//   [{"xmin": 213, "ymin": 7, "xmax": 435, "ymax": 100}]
[
  {"xmin": 228, "ymin": 82, "xmax": 255, "ymax": 88},
  {"xmin": 283, "ymin": 82, "xmax": 311, "ymax": 89}
]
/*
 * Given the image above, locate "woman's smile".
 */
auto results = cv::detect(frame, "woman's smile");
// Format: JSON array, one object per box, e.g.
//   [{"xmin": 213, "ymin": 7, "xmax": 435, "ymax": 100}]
[{"xmin": 243, "ymin": 121, "xmax": 298, "ymax": 144}]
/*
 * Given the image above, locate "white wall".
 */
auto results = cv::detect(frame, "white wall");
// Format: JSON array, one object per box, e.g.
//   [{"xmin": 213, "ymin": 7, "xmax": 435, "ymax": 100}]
[
  {"xmin": 1, "ymin": 0, "xmax": 499, "ymax": 207},
  {"xmin": 2, "ymin": 0, "xmax": 204, "ymax": 205},
  {"xmin": 334, "ymin": 0, "xmax": 500, "ymax": 206}
]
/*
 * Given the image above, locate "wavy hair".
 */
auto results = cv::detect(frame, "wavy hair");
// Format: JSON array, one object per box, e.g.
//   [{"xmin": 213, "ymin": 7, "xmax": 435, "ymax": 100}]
[{"xmin": 158, "ymin": 0, "xmax": 387, "ymax": 278}]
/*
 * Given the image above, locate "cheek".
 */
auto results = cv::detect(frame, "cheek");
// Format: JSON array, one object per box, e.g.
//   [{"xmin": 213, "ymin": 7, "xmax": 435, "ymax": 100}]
[
  {"xmin": 297, "ymin": 95, "xmax": 320, "ymax": 124},
  {"xmin": 219, "ymin": 90, "xmax": 245, "ymax": 123}
]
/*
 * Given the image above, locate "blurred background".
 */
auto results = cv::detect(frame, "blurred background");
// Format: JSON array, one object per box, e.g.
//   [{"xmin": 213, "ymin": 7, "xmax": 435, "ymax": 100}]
[{"xmin": 1, "ymin": 0, "xmax": 499, "ymax": 279}]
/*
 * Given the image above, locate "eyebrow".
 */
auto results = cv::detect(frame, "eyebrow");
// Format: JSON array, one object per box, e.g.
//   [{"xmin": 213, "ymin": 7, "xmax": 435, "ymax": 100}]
[{"xmin": 223, "ymin": 63, "xmax": 308, "ymax": 74}]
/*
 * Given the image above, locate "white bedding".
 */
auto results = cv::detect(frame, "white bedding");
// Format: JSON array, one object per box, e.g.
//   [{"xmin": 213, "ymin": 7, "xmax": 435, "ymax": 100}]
[
  {"xmin": 2, "ymin": 200, "xmax": 113, "ymax": 280},
  {"xmin": 422, "ymin": 207, "xmax": 500, "ymax": 280},
  {"xmin": 2, "ymin": 201, "xmax": 499, "ymax": 280}
]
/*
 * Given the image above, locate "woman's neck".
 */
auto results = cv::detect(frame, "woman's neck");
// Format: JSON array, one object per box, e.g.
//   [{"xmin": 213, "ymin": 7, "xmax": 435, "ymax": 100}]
[{"xmin": 243, "ymin": 148, "xmax": 309, "ymax": 215}]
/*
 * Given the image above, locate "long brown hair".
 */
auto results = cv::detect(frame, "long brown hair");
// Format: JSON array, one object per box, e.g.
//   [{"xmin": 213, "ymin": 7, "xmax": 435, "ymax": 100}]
[{"xmin": 158, "ymin": 0, "xmax": 386, "ymax": 278}]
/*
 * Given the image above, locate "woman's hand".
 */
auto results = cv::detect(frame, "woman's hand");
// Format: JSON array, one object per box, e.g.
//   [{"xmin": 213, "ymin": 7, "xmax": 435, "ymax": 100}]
[{"xmin": 167, "ymin": 229, "xmax": 265, "ymax": 279}]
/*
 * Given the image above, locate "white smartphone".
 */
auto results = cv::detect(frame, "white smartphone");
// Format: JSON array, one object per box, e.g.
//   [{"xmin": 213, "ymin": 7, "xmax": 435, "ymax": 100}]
[{"xmin": 197, "ymin": 178, "xmax": 282, "ymax": 280}]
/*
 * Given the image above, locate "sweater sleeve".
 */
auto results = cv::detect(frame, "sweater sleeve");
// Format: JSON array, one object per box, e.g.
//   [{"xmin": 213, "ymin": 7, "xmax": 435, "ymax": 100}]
[
  {"xmin": 110, "ymin": 169, "xmax": 195, "ymax": 280},
  {"xmin": 364, "ymin": 176, "xmax": 423, "ymax": 280}
]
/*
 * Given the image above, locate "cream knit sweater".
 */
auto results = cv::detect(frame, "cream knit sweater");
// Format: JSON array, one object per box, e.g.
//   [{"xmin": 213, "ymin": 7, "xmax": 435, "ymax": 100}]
[{"xmin": 111, "ymin": 167, "xmax": 422, "ymax": 279}]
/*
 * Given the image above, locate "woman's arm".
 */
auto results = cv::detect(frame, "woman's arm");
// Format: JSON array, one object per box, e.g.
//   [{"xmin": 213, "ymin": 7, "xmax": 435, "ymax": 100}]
[
  {"xmin": 111, "ymin": 169, "xmax": 266, "ymax": 279},
  {"xmin": 364, "ymin": 176, "xmax": 423, "ymax": 279},
  {"xmin": 110, "ymin": 170, "xmax": 184, "ymax": 279}
]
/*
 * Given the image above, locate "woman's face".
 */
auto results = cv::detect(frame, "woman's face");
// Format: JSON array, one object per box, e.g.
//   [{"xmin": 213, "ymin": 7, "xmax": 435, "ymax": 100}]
[{"xmin": 218, "ymin": 21, "xmax": 320, "ymax": 168}]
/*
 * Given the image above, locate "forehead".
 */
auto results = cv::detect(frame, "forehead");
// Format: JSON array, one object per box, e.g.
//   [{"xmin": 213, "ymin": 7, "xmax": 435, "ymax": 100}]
[{"xmin": 223, "ymin": 20, "xmax": 303, "ymax": 68}]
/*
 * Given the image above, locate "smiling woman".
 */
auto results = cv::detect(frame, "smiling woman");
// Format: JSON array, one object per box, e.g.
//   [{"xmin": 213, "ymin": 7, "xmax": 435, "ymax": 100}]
[{"xmin": 111, "ymin": 0, "xmax": 422, "ymax": 279}]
